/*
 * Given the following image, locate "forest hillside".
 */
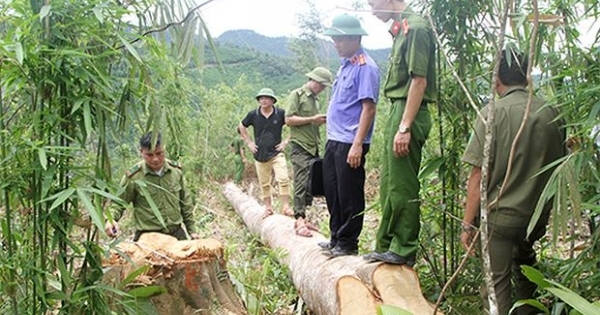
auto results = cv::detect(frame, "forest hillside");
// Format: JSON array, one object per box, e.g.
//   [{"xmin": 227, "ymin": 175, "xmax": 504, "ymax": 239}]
[{"xmin": 200, "ymin": 29, "xmax": 390, "ymax": 93}]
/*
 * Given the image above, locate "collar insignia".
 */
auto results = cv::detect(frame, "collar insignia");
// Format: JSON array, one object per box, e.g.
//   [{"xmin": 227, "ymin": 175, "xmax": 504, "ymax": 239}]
[{"xmin": 350, "ymin": 54, "xmax": 366, "ymax": 65}]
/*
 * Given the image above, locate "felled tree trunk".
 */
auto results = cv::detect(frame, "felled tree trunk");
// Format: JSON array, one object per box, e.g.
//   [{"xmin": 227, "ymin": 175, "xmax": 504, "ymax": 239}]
[
  {"xmin": 223, "ymin": 183, "xmax": 443, "ymax": 315},
  {"xmin": 103, "ymin": 233, "xmax": 247, "ymax": 315}
]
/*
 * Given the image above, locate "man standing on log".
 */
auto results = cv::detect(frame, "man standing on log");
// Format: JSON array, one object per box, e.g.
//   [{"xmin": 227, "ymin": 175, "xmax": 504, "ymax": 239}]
[
  {"xmin": 105, "ymin": 132, "xmax": 200, "ymax": 241},
  {"xmin": 364, "ymin": 0, "xmax": 437, "ymax": 266},
  {"xmin": 239, "ymin": 88, "xmax": 293, "ymax": 218},
  {"xmin": 285, "ymin": 66, "xmax": 333, "ymax": 237},
  {"xmin": 319, "ymin": 15, "xmax": 380, "ymax": 257},
  {"xmin": 461, "ymin": 47, "xmax": 566, "ymax": 315}
]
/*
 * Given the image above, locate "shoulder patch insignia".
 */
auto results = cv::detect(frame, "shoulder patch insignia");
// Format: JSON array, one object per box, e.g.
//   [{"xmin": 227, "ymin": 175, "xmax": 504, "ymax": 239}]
[
  {"xmin": 168, "ymin": 159, "xmax": 182, "ymax": 169},
  {"xmin": 126, "ymin": 164, "xmax": 142, "ymax": 178}
]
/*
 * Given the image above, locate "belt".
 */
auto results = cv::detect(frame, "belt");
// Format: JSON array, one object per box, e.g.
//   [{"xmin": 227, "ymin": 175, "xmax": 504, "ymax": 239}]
[{"xmin": 389, "ymin": 98, "xmax": 430, "ymax": 107}]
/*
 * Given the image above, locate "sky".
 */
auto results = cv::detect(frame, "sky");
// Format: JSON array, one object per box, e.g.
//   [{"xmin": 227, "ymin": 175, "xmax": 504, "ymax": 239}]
[
  {"xmin": 200, "ymin": 0, "xmax": 393, "ymax": 49},
  {"xmin": 199, "ymin": 0, "xmax": 599, "ymax": 51}
]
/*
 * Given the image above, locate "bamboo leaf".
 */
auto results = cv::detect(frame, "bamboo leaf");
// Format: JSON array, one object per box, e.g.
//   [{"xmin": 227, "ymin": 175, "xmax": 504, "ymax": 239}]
[
  {"xmin": 49, "ymin": 187, "xmax": 76, "ymax": 211},
  {"xmin": 41, "ymin": 166, "xmax": 55, "ymax": 198},
  {"xmin": 38, "ymin": 148, "xmax": 47, "ymax": 170},
  {"xmin": 521, "ymin": 265, "xmax": 550, "ymax": 288},
  {"xmin": 136, "ymin": 181, "xmax": 167, "ymax": 228},
  {"xmin": 127, "ymin": 285, "xmax": 167, "ymax": 298},
  {"xmin": 15, "ymin": 42, "xmax": 24, "ymax": 64},
  {"xmin": 45, "ymin": 291, "xmax": 67, "ymax": 301},
  {"xmin": 526, "ymin": 14, "xmax": 564, "ymax": 26},
  {"xmin": 377, "ymin": 304, "xmax": 414, "ymax": 315},
  {"xmin": 522, "ymin": 266, "xmax": 600, "ymax": 314},
  {"xmin": 86, "ymin": 187, "xmax": 122, "ymax": 202},
  {"xmin": 118, "ymin": 34, "xmax": 142, "ymax": 62},
  {"xmin": 39, "ymin": 5, "xmax": 51, "ymax": 20},
  {"xmin": 511, "ymin": 299, "xmax": 549, "ymax": 315},
  {"xmin": 92, "ymin": 6, "xmax": 104, "ymax": 23},
  {"xmin": 71, "ymin": 98, "xmax": 85, "ymax": 115},
  {"xmin": 83, "ymin": 101, "xmax": 92, "ymax": 139},
  {"xmin": 77, "ymin": 188, "xmax": 104, "ymax": 231},
  {"xmin": 120, "ymin": 266, "xmax": 151, "ymax": 290},
  {"xmin": 545, "ymin": 287, "xmax": 600, "ymax": 315},
  {"xmin": 419, "ymin": 156, "xmax": 444, "ymax": 179}
]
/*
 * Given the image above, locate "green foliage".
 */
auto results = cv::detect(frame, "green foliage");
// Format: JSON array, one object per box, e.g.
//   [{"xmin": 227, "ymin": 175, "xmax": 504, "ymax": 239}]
[
  {"xmin": 203, "ymin": 29, "xmax": 390, "ymax": 94},
  {"xmin": 0, "ymin": 0, "xmax": 214, "ymax": 313},
  {"xmin": 202, "ymin": 44, "xmax": 307, "ymax": 94},
  {"xmin": 288, "ymin": 0, "xmax": 323, "ymax": 74},
  {"xmin": 228, "ymin": 238, "xmax": 297, "ymax": 315},
  {"xmin": 377, "ymin": 304, "xmax": 414, "ymax": 315},
  {"xmin": 521, "ymin": 266, "xmax": 600, "ymax": 315}
]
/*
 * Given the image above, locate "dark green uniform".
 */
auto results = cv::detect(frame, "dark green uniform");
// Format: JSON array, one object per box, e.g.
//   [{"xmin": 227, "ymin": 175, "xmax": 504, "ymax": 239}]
[
  {"xmin": 231, "ymin": 138, "xmax": 245, "ymax": 183},
  {"xmin": 376, "ymin": 7, "xmax": 437, "ymax": 258},
  {"xmin": 111, "ymin": 160, "xmax": 196, "ymax": 239},
  {"xmin": 462, "ymin": 87, "xmax": 566, "ymax": 315},
  {"xmin": 286, "ymin": 85, "xmax": 322, "ymax": 218}
]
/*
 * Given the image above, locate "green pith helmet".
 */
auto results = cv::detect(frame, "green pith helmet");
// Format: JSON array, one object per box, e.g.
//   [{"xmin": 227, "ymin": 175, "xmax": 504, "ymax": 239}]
[
  {"xmin": 305, "ymin": 67, "xmax": 333, "ymax": 87},
  {"xmin": 255, "ymin": 88, "xmax": 277, "ymax": 103},
  {"xmin": 323, "ymin": 14, "xmax": 368, "ymax": 36}
]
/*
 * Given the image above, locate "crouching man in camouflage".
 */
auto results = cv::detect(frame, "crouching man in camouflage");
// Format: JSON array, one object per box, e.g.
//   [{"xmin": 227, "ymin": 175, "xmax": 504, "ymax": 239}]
[{"xmin": 105, "ymin": 132, "xmax": 199, "ymax": 241}]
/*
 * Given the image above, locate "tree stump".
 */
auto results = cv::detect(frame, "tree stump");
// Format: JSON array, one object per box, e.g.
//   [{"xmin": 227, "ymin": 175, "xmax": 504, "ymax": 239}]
[
  {"xmin": 223, "ymin": 182, "xmax": 443, "ymax": 315},
  {"xmin": 103, "ymin": 232, "xmax": 247, "ymax": 315}
]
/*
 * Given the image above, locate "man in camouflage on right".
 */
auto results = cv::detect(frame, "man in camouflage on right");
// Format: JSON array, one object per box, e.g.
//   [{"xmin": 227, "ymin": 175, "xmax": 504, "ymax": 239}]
[{"xmin": 460, "ymin": 47, "xmax": 566, "ymax": 314}]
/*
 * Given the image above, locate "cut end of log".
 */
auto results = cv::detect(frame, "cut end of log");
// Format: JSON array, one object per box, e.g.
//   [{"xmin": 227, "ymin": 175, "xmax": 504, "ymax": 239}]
[
  {"xmin": 104, "ymin": 233, "xmax": 224, "ymax": 267},
  {"xmin": 372, "ymin": 264, "xmax": 442, "ymax": 314},
  {"xmin": 338, "ymin": 276, "xmax": 378, "ymax": 315}
]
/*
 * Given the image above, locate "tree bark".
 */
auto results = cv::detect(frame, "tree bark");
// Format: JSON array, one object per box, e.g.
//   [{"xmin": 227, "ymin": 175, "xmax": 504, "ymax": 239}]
[
  {"xmin": 103, "ymin": 232, "xmax": 247, "ymax": 315},
  {"xmin": 223, "ymin": 183, "xmax": 443, "ymax": 315}
]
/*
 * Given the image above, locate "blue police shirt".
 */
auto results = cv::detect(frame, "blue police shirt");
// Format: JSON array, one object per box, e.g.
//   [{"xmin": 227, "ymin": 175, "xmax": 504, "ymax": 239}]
[{"xmin": 327, "ymin": 48, "xmax": 380, "ymax": 144}]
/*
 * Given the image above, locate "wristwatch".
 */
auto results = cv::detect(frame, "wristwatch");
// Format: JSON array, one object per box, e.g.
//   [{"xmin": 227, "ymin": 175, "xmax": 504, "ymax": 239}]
[{"xmin": 398, "ymin": 124, "xmax": 410, "ymax": 134}]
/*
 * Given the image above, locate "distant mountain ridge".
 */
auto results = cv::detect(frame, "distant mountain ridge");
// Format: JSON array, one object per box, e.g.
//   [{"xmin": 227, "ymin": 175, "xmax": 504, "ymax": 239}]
[
  {"xmin": 198, "ymin": 30, "xmax": 390, "ymax": 95},
  {"xmin": 217, "ymin": 30, "xmax": 293, "ymax": 57},
  {"xmin": 217, "ymin": 29, "xmax": 390, "ymax": 64}
]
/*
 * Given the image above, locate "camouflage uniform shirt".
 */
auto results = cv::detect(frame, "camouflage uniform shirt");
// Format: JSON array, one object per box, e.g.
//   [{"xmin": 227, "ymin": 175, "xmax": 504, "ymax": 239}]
[{"xmin": 111, "ymin": 160, "xmax": 196, "ymax": 234}]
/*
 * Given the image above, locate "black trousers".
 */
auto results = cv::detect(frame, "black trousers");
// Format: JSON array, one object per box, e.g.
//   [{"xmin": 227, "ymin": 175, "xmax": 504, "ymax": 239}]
[
  {"xmin": 133, "ymin": 225, "xmax": 187, "ymax": 242},
  {"xmin": 322, "ymin": 140, "xmax": 369, "ymax": 250}
]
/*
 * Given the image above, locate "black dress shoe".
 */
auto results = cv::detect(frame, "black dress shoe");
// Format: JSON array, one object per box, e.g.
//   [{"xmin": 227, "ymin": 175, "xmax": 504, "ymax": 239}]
[
  {"xmin": 369, "ymin": 251, "xmax": 415, "ymax": 266},
  {"xmin": 362, "ymin": 252, "xmax": 381, "ymax": 261},
  {"xmin": 317, "ymin": 241, "xmax": 334, "ymax": 250},
  {"xmin": 324, "ymin": 246, "xmax": 358, "ymax": 258}
]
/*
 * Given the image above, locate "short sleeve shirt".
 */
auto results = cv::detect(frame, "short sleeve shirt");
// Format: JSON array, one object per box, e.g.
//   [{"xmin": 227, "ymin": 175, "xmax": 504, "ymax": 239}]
[
  {"xmin": 286, "ymin": 85, "xmax": 321, "ymax": 156},
  {"xmin": 241, "ymin": 107, "xmax": 286, "ymax": 162},
  {"xmin": 327, "ymin": 48, "xmax": 380, "ymax": 144},
  {"xmin": 462, "ymin": 87, "xmax": 566, "ymax": 227},
  {"xmin": 384, "ymin": 7, "xmax": 437, "ymax": 103}
]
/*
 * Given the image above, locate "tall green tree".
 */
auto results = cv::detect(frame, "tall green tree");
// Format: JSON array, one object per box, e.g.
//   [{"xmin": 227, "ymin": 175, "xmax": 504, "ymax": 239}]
[
  {"xmin": 0, "ymin": 0, "xmax": 213, "ymax": 313},
  {"xmin": 289, "ymin": 0, "xmax": 324, "ymax": 74}
]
